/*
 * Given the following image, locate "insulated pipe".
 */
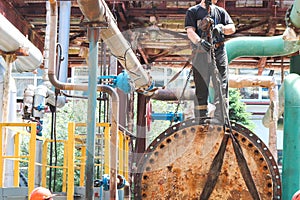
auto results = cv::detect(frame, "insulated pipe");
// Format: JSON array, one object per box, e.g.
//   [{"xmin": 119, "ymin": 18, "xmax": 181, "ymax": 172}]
[
  {"xmin": 282, "ymin": 73, "xmax": 300, "ymax": 200},
  {"xmin": 48, "ymin": 1, "xmax": 119, "ymax": 199},
  {"xmin": 0, "ymin": 63, "xmax": 17, "ymax": 187},
  {"xmin": 0, "ymin": 13, "xmax": 43, "ymax": 72},
  {"xmin": 58, "ymin": 1, "xmax": 71, "ymax": 83},
  {"xmin": 77, "ymin": 0, "xmax": 152, "ymax": 92}
]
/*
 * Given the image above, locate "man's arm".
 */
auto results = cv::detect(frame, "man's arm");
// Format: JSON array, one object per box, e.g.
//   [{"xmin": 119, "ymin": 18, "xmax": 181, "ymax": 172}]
[
  {"xmin": 186, "ymin": 27, "xmax": 202, "ymax": 44},
  {"xmin": 222, "ymin": 23, "xmax": 235, "ymax": 35},
  {"xmin": 186, "ymin": 27, "xmax": 212, "ymax": 51}
]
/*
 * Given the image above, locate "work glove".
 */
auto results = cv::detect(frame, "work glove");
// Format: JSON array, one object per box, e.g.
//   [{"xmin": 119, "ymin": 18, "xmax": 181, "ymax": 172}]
[
  {"xmin": 198, "ymin": 39, "xmax": 212, "ymax": 52},
  {"xmin": 213, "ymin": 24, "xmax": 224, "ymax": 34},
  {"xmin": 198, "ymin": 16, "xmax": 214, "ymax": 32},
  {"xmin": 212, "ymin": 24, "xmax": 225, "ymax": 44}
]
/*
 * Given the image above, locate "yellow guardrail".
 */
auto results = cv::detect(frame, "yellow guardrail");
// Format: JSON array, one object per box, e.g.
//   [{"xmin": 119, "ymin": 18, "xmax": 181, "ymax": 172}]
[
  {"xmin": 67, "ymin": 122, "xmax": 130, "ymax": 200},
  {"xmin": 0, "ymin": 122, "xmax": 37, "ymax": 199},
  {"xmin": 0, "ymin": 122, "xmax": 130, "ymax": 200}
]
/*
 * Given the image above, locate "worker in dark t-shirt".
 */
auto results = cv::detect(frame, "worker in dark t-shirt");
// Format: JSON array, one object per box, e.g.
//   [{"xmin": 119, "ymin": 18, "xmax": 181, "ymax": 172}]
[{"xmin": 185, "ymin": 0, "xmax": 235, "ymax": 124}]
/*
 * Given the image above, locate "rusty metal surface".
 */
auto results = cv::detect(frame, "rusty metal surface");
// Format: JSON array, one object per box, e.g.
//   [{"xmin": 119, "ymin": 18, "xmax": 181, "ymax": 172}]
[{"xmin": 135, "ymin": 118, "xmax": 281, "ymax": 200}]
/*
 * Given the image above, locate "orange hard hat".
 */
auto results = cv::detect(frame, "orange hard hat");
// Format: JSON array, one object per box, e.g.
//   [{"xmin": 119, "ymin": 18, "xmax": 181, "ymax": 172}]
[
  {"xmin": 292, "ymin": 190, "xmax": 300, "ymax": 200},
  {"xmin": 30, "ymin": 187, "xmax": 55, "ymax": 200}
]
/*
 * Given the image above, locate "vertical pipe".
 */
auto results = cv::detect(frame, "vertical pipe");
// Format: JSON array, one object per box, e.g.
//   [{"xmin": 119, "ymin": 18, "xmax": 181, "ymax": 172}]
[
  {"xmin": 48, "ymin": 3, "xmax": 119, "ymax": 198},
  {"xmin": 135, "ymin": 94, "xmax": 149, "ymax": 163},
  {"xmin": 110, "ymin": 86, "xmax": 119, "ymax": 200},
  {"xmin": 282, "ymin": 73, "xmax": 300, "ymax": 200},
  {"xmin": 85, "ymin": 27, "xmax": 100, "ymax": 200},
  {"xmin": 1, "ymin": 55, "xmax": 16, "ymax": 187},
  {"xmin": 58, "ymin": 1, "xmax": 71, "ymax": 82},
  {"xmin": 43, "ymin": 1, "xmax": 51, "ymax": 83},
  {"xmin": 268, "ymin": 81, "xmax": 278, "ymax": 162},
  {"xmin": 1, "ymin": 55, "xmax": 14, "ymax": 123}
]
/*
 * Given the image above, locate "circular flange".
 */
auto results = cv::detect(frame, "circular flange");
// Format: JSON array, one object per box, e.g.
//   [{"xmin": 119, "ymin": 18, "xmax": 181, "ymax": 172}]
[{"xmin": 135, "ymin": 118, "xmax": 281, "ymax": 200}]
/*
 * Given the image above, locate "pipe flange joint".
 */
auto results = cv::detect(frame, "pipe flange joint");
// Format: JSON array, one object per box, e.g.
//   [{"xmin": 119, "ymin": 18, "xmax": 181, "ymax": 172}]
[
  {"xmin": 136, "ymin": 80, "xmax": 155, "ymax": 95},
  {"xmin": 81, "ymin": 21, "xmax": 109, "ymax": 29}
]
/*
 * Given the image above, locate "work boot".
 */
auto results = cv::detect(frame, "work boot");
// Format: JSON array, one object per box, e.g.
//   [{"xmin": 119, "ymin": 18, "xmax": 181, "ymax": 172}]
[{"xmin": 205, "ymin": 106, "xmax": 225, "ymax": 125}]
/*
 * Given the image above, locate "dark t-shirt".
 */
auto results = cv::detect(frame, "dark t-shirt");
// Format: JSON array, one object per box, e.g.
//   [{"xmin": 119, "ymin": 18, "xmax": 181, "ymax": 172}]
[{"xmin": 185, "ymin": 4, "xmax": 234, "ymax": 37}]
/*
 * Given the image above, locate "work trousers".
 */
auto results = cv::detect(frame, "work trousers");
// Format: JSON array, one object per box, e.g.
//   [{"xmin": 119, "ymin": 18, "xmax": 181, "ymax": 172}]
[{"xmin": 192, "ymin": 45, "xmax": 228, "ymax": 117}]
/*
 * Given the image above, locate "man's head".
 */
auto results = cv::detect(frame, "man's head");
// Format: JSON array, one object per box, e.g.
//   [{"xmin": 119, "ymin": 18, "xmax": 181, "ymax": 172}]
[
  {"xmin": 201, "ymin": 0, "xmax": 218, "ymax": 6},
  {"xmin": 30, "ymin": 187, "xmax": 55, "ymax": 200}
]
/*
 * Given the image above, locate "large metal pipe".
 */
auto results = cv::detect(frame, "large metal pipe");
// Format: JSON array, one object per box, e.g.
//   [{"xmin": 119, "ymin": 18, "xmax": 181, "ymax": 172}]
[
  {"xmin": 85, "ymin": 27, "xmax": 99, "ymax": 200},
  {"xmin": 226, "ymin": 0, "xmax": 300, "ymax": 64},
  {"xmin": 282, "ymin": 73, "xmax": 300, "ymax": 200},
  {"xmin": 48, "ymin": 1, "xmax": 119, "ymax": 199},
  {"xmin": 77, "ymin": 0, "xmax": 152, "ymax": 92},
  {"xmin": 58, "ymin": 1, "xmax": 71, "ymax": 83},
  {"xmin": 152, "ymin": 75, "xmax": 277, "ymax": 100},
  {"xmin": 226, "ymin": 35, "xmax": 300, "ymax": 63},
  {"xmin": 0, "ymin": 14, "xmax": 42, "ymax": 72}
]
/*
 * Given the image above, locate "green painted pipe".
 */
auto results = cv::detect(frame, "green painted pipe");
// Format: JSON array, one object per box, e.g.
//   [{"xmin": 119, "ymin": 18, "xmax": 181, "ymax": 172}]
[
  {"xmin": 282, "ymin": 73, "xmax": 300, "ymax": 200},
  {"xmin": 226, "ymin": 36, "xmax": 300, "ymax": 64},
  {"xmin": 290, "ymin": 0, "xmax": 300, "ymax": 28}
]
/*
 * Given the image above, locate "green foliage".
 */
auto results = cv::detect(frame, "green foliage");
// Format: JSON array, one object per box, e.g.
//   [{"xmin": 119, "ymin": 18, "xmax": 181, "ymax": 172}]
[
  {"xmin": 37, "ymin": 99, "xmax": 89, "ymax": 192},
  {"xmin": 229, "ymin": 88, "xmax": 255, "ymax": 130}
]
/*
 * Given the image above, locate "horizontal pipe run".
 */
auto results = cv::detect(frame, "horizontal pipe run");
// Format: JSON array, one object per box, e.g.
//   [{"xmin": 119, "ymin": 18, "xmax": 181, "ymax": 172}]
[{"xmin": 0, "ymin": 14, "xmax": 42, "ymax": 72}]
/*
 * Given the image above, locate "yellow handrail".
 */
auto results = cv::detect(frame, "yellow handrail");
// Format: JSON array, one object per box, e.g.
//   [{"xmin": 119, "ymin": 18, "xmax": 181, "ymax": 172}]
[
  {"xmin": 66, "ymin": 122, "xmax": 130, "ymax": 198},
  {"xmin": 0, "ymin": 122, "xmax": 37, "ymax": 199}
]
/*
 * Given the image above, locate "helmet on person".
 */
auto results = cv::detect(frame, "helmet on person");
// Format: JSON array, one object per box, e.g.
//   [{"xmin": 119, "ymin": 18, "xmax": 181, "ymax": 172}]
[
  {"xmin": 292, "ymin": 190, "xmax": 300, "ymax": 200},
  {"xmin": 30, "ymin": 187, "xmax": 55, "ymax": 200}
]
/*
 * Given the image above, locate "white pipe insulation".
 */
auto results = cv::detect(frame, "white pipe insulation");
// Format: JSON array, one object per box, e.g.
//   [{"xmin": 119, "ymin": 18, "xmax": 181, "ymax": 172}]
[
  {"xmin": 77, "ymin": 0, "xmax": 152, "ymax": 92},
  {"xmin": 0, "ymin": 13, "xmax": 43, "ymax": 72}
]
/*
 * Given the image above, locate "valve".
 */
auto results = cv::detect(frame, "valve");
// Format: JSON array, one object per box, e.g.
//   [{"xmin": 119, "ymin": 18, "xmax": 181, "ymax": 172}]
[
  {"xmin": 94, "ymin": 174, "xmax": 127, "ymax": 191},
  {"xmin": 99, "ymin": 71, "xmax": 134, "ymax": 94}
]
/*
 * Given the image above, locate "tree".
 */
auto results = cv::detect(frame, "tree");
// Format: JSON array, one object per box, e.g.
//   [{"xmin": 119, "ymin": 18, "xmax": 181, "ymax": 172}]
[{"xmin": 228, "ymin": 88, "xmax": 255, "ymax": 130}]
